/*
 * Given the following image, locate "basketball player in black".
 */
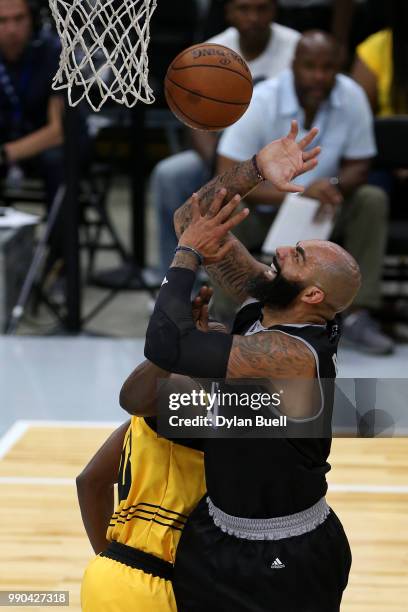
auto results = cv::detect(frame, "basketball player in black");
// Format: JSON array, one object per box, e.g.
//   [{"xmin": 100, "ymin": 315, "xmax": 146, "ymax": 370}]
[{"xmin": 143, "ymin": 121, "xmax": 361, "ymax": 611}]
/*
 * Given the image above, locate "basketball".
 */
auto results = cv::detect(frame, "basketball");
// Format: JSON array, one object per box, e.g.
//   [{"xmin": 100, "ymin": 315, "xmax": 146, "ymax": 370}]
[{"xmin": 164, "ymin": 43, "xmax": 253, "ymax": 131}]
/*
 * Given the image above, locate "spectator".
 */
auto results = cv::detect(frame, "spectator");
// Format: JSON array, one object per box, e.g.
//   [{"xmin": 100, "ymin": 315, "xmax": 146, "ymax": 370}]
[
  {"xmin": 0, "ymin": 0, "xmax": 64, "ymax": 278},
  {"xmin": 351, "ymin": 0, "xmax": 408, "ymax": 116},
  {"xmin": 217, "ymin": 31, "xmax": 393, "ymax": 355},
  {"xmin": 0, "ymin": 0, "xmax": 63, "ymax": 199},
  {"xmin": 152, "ymin": 0, "xmax": 300, "ymax": 277}
]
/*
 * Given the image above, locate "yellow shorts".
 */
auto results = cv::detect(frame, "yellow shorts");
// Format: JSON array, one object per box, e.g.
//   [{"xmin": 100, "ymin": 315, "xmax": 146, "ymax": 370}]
[{"xmin": 81, "ymin": 555, "xmax": 177, "ymax": 612}]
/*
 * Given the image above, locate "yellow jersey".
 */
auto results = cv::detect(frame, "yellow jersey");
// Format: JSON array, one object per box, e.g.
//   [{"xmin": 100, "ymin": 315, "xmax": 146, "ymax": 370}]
[
  {"xmin": 81, "ymin": 417, "xmax": 205, "ymax": 611},
  {"xmin": 107, "ymin": 416, "xmax": 206, "ymax": 563}
]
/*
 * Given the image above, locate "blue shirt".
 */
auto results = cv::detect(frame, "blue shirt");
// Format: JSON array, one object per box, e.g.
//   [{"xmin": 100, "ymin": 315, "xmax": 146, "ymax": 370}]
[{"xmin": 218, "ymin": 69, "xmax": 376, "ymax": 187}]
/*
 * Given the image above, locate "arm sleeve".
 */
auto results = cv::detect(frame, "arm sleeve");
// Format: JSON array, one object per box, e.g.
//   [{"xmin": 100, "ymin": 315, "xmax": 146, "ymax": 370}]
[{"xmin": 144, "ymin": 268, "xmax": 233, "ymax": 378}]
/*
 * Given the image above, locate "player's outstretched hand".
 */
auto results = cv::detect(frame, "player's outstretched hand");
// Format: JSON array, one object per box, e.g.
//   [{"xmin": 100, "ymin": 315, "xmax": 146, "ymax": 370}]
[
  {"xmin": 178, "ymin": 190, "xmax": 248, "ymax": 265},
  {"xmin": 257, "ymin": 120, "xmax": 320, "ymax": 193}
]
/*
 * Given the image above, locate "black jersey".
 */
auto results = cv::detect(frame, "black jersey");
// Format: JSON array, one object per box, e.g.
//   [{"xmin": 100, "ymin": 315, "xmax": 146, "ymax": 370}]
[{"xmin": 203, "ymin": 300, "xmax": 341, "ymax": 519}]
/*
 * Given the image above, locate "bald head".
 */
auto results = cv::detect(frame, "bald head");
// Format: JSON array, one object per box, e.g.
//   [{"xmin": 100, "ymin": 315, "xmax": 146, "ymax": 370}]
[
  {"xmin": 295, "ymin": 30, "xmax": 338, "ymax": 60},
  {"xmin": 304, "ymin": 241, "xmax": 361, "ymax": 315},
  {"xmin": 293, "ymin": 30, "xmax": 340, "ymax": 111},
  {"xmin": 247, "ymin": 240, "xmax": 361, "ymax": 321}
]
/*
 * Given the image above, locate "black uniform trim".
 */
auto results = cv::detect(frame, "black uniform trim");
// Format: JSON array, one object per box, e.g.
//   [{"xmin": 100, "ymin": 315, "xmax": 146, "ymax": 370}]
[
  {"xmin": 101, "ymin": 541, "xmax": 174, "ymax": 581},
  {"xmin": 112, "ymin": 501, "xmax": 188, "ymax": 520},
  {"xmin": 110, "ymin": 514, "xmax": 184, "ymax": 531},
  {"xmin": 113, "ymin": 507, "xmax": 186, "ymax": 525}
]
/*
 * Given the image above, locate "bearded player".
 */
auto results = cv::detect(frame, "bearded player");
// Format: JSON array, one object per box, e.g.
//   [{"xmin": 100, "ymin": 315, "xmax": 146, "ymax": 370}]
[{"xmin": 143, "ymin": 121, "xmax": 360, "ymax": 611}]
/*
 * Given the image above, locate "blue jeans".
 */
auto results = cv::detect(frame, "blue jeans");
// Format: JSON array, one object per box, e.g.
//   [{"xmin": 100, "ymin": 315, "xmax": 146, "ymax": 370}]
[{"xmin": 151, "ymin": 150, "xmax": 211, "ymax": 276}]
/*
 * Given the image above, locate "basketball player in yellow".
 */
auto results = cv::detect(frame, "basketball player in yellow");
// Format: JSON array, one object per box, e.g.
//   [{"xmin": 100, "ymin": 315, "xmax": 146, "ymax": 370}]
[{"xmin": 78, "ymin": 289, "xmax": 217, "ymax": 612}]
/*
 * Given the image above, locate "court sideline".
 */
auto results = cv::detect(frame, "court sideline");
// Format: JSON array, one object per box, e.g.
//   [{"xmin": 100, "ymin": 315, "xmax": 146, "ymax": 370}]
[{"xmin": 0, "ymin": 419, "xmax": 407, "ymax": 611}]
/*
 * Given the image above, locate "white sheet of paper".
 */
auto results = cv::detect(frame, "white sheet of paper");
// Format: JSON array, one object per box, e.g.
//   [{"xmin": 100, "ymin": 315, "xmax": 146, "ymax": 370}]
[
  {"xmin": 262, "ymin": 194, "xmax": 335, "ymax": 254},
  {"xmin": 0, "ymin": 207, "xmax": 40, "ymax": 228}
]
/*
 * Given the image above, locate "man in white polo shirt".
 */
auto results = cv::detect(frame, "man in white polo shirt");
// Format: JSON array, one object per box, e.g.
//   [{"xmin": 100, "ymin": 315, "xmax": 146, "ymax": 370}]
[
  {"xmin": 209, "ymin": 0, "xmax": 299, "ymax": 78},
  {"xmin": 152, "ymin": 0, "xmax": 300, "ymax": 277},
  {"xmin": 217, "ymin": 30, "xmax": 392, "ymax": 355}
]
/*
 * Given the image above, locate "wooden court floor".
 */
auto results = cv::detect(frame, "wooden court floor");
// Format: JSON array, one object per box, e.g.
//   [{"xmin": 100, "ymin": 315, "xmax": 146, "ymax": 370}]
[{"xmin": 0, "ymin": 421, "xmax": 407, "ymax": 611}]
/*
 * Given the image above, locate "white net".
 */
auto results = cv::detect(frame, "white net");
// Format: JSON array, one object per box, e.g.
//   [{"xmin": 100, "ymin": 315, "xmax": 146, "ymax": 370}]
[{"xmin": 48, "ymin": 0, "xmax": 158, "ymax": 111}]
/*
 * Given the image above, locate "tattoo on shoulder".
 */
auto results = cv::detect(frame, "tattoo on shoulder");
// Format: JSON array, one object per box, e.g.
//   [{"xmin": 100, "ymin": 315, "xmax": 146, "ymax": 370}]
[{"xmin": 227, "ymin": 331, "xmax": 316, "ymax": 378}]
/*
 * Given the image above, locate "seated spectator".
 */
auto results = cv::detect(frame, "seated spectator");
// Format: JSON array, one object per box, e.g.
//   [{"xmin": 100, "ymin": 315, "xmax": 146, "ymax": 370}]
[
  {"xmin": 152, "ymin": 0, "xmax": 300, "ymax": 277},
  {"xmin": 217, "ymin": 31, "xmax": 393, "ymax": 355},
  {"xmin": 0, "ymin": 0, "xmax": 64, "ymax": 277},
  {"xmin": 351, "ymin": 0, "xmax": 408, "ymax": 117}
]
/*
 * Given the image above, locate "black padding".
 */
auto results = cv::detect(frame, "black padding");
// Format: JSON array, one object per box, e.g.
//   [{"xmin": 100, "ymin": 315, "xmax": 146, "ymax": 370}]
[
  {"xmin": 144, "ymin": 267, "xmax": 233, "ymax": 377},
  {"xmin": 145, "ymin": 308, "xmax": 180, "ymax": 369}
]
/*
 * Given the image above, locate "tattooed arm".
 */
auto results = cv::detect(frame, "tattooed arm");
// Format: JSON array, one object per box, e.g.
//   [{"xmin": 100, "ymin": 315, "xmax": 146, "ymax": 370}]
[
  {"xmin": 145, "ymin": 197, "xmax": 316, "ymax": 386},
  {"xmin": 173, "ymin": 121, "xmax": 320, "ymax": 303},
  {"xmin": 174, "ymin": 159, "xmax": 264, "ymax": 303},
  {"xmin": 227, "ymin": 332, "xmax": 316, "ymax": 378},
  {"xmin": 227, "ymin": 332, "xmax": 319, "ymax": 419}
]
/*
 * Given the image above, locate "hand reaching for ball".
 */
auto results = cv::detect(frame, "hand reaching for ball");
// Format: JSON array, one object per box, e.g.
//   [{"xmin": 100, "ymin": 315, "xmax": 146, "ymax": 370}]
[
  {"xmin": 178, "ymin": 191, "xmax": 248, "ymax": 265},
  {"xmin": 257, "ymin": 120, "xmax": 321, "ymax": 193}
]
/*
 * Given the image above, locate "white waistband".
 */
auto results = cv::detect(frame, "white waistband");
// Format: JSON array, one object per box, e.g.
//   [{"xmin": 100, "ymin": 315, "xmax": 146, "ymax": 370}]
[{"xmin": 207, "ymin": 496, "xmax": 330, "ymax": 541}]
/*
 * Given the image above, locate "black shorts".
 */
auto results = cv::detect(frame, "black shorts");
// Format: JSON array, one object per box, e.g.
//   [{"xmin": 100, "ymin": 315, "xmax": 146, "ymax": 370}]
[{"xmin": 173, "ymin": 497, "xmax": 352, "ymax": 612}]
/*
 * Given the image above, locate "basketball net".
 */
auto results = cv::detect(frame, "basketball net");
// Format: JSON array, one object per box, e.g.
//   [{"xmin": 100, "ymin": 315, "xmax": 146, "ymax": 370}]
[{"xmin": 48, "ymin": 0, "xmax": 157, "ymax": 111}]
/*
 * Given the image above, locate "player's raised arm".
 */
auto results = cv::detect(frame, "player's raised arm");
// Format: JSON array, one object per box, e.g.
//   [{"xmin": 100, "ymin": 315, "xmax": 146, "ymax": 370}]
[
  {"xmin": 145, "ymin": 193, "xmax": 359, "ymax": 383},
  {"xmin": 145, "ymin": 194, "xmax": 313, "ymax": 379},
  {"xmin": 173, "ymin": 121, "xmax": 320, "ymax": 303},
  {"xmin": 174, "ymin": 121, "xmax": 319, "ymax": 234}
]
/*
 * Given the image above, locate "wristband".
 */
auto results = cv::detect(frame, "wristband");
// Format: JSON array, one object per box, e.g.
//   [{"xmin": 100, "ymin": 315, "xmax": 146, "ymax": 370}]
[
  {"xmin": 251, "ymin": 154, "xmax": 265, "ymax": 182},
  {"xmin": 175, "ymin": 245, "xmax": 204, "ymax": 266}
]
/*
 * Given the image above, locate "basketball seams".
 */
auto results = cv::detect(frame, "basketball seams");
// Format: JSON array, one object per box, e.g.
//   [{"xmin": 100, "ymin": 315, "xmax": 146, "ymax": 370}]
[
  {"xmin": 170, "ymin": 63, "xmax": 253, "ymax": 86},
  {"xmin": 170, "ymin": 43, "xmax": 252, "ymax": 82},
  {"xmin": 166, "ymin": 76, "xmax": 250, "ymax": 106},
  {"xmin": 164, "ymin": 86, "xmax": 228, "ymax": 130}
]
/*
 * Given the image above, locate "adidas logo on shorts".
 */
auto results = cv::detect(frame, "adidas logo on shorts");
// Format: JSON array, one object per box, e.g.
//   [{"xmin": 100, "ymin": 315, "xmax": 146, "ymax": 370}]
[{"xmin": 270, "ymin": 557, "xmax": 285, "ymax": 569}]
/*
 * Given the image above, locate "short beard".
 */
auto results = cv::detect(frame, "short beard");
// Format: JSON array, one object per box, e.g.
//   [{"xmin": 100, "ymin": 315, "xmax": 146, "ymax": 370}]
[{"xmin": 246, "ymin": 272, "xmax": 303, "ymax": 309}]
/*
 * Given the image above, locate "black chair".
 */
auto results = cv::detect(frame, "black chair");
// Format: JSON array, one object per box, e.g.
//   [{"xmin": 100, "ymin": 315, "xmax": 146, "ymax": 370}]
[
  {"xmin": 374, "ymin": 116, "xmax": 408, "ymax": 314},
  {"xmin": 0, "ymin": 136, "xmax": 130, "ymax": 332},
  {"xmin": 0, "ymin": 157, "xmax": 129, "ymax": 282}
]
